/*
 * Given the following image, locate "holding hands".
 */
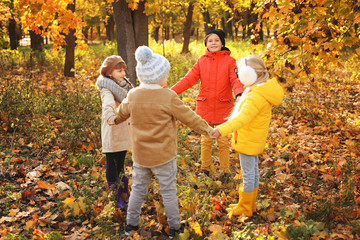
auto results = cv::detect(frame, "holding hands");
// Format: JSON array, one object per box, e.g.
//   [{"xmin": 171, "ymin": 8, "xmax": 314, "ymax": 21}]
[
  {"xmin": 107, "ymin": 115, "xmax": 115, "ymax": 125},
  {"xmin": 211, "ymin": 128, "xmax": 222, "ymax": 139}
]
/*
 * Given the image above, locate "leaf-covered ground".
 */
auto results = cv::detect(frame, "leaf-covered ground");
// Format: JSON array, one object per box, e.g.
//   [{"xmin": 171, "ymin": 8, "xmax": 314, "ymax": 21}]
[{"xmin": 0, "ymin": 64, "xmax": 359, "ymax": 239}]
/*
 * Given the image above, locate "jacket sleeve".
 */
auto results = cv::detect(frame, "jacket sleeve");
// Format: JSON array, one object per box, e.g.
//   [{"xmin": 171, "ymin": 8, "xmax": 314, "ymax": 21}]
[
  {"xmin": 114, "ymin": 96, "xmax": 131, "ymax": 125},
  {"xmin": 170, "ymin": 93, "xmax": 213, "ymax": 137},
  {"xmin": 170, "ymin": 60, "xmax": 201, "ymax": 94},
  {"xmin": 229, "ymin": 58, "xmax": 244, "ymax": 96},
  {"xmin": 100, "ymin": 88, "xmax": 117, "ymax": 121},
  {"xmin": 217, "ymin": 92, "xmax": 267, "ymax": 136}
]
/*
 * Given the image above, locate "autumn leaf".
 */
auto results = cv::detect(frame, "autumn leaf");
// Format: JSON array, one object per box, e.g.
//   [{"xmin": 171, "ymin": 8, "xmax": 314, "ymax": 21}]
[
  {"xmin": 208, "ymin": 224, "xmax": 222, "ymax": 235},
  {"xmin": 62, "ymin": 196, "xmax": 86, "ymax": 217},
  {"xmin": 189, "ymin": 221, "xmax": 202, "ymax": 236},
  {"xmin": 37, "ymin": 180, "xmax": 55, "ymax": 190}
]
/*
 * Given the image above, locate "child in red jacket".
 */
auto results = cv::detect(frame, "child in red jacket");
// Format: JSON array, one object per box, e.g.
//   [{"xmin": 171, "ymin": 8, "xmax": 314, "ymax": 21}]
[{"xmin": 171, "ymin": 29, "xmax": 244, "ymax": 180}]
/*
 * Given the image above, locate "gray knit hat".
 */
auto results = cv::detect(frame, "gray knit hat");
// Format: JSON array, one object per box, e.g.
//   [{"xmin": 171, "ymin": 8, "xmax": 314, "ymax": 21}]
[{"xmin": 135, "ymin": 46, "xmax": 170, "ymax": 84}]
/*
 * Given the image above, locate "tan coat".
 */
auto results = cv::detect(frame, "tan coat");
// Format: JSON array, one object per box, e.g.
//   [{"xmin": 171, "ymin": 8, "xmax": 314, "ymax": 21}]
[
  {"xmin": 100, "ymin": 88, "xmax": 132, "ymax": 153},
  {"xmin": 114, "ymin": 87, "xmax": 213, "ymax": 168}
]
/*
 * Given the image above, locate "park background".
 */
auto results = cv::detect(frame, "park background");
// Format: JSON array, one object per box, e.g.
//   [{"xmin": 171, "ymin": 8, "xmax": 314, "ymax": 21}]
[{"xmin": 0, "ymin": 0, "xmax": 359, "ymax": 239}]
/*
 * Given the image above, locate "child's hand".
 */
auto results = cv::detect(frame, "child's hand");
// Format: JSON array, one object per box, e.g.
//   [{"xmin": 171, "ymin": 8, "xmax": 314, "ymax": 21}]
[
  {"xmin": 211, "ymin": 128, "xmax": 222, "ymax": 139},
  {"xmin": 107, "ymin": 116, "xmax": 115, "ymax": 125}
]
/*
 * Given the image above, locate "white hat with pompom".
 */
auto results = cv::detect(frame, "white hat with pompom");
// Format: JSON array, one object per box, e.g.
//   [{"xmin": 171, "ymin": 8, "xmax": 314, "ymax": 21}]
[{"xmin": 135, "ymin": 46, "xmax": 170, "ymax": 84}]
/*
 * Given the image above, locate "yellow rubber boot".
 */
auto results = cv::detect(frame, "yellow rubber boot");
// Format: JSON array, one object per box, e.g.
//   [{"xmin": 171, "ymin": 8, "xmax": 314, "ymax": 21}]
[
  {"xmin": 253, "ymin": 188, "xmax": 258, "ymax": 213},
  {"xmin": 226, "ymin": 190, "xmax": 253, "ymax": 217}
]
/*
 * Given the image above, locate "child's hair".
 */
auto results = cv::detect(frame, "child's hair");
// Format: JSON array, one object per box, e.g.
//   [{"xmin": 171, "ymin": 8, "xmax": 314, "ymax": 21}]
[
  {"xmin": 100, "ymin": 55, "xmax": 127, "ymax": 77},
  {"xmin": 229, "ymin": 55, "xmax": 269, "ymax": 119}
]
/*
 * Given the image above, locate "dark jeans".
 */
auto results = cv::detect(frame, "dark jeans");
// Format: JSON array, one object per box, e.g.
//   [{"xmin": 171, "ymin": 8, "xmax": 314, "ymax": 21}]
[{"xmin": 106, "ymin": 151, "xmax": 127, "ymax": 182}]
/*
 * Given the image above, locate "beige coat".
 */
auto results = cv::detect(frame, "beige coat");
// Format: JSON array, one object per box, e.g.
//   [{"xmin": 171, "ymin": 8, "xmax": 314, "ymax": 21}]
[
  {"xmin": 100, "ymin": 88, "xmax": 132, "ymax": 153},
  {"xmin": 114, "ymin": 86, "xmax": 213, "ymax": 168}
]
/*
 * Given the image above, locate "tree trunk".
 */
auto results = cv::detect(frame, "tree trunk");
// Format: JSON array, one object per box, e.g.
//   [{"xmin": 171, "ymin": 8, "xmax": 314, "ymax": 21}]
[
  {"xmin": 8, "ymin": 18, "xmax": 19, "ymax": 50},
  {"xmin": 105, "ymin": 13, "xmax": 115, "ymax": 41},
  {"xmin": 113, "ymin": 0, "xmax": 148, "ymax": 86},
  {"xmin": 153, "ymin": 26, "xmax": 160, "ymax": 42},
  {"xmin": 259, "ymin": 22, "xmax": 264, "ymax": 41},
  {"xmin": 202, "ymin": 10, "xmax": 213, "ymax": 34},
  {"xmin": 133, "ymin": 0, "xmax": 148, "ymax": 47},
  {"xmin": 181, "ymin": 2, "xmax": 194, "ymax": 54},
  {"xmin": 30, "ymin": 30, "xmax": 43, "ymax": 52},
  {"xmin": 165, "ymin": 26, "xmax": 170, "ymax": 40},
  {"xmin": 64, "ymin": 1, "xmax": 76, "ymax": 77},
  {"xmin": 225, "ymin": 12, "xmax": 233, "ymax": 39},
  {"xmin": 8, "ymin": 0, "xmax": 20, "ymax": 50}
]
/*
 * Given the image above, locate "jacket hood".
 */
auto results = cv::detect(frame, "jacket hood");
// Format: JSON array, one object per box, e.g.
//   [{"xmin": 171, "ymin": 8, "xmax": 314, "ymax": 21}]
[{"xmin": 252, "ymin": 78, "xmax": 284, "ymax": 106}]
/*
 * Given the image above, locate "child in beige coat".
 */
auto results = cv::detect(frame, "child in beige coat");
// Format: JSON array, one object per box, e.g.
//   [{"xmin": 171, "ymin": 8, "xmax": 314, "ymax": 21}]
[
  {"xmin": 96, "ymin": 55, "xmax": 133, "ymax": 210},
  {"xmin": 108, "ymin": 46, "xmax": 214, "ymax": 239}
]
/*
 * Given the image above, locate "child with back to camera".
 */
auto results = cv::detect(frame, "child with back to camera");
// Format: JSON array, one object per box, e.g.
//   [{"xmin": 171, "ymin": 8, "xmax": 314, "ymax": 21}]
[
  {"xmin": 96, "ymin": 55, "xmax": 133, "ymax": 210},
  {"xmin": 171, "ymin": 29, "xmax": 244, "ymax": 181},
  {"xmin": 211, "ymin": 55, "xmax": 284, "ymax": 217},
  {"xmin": 108, "ymin": 46, "xmax": 214, "ymax": 239}
]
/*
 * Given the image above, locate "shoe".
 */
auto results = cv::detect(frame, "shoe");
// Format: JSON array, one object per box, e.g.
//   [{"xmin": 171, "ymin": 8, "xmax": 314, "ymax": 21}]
[
  {"xmin": 200, "ymin": 170, "xmax": 210, "ymax": 176},
  {"xmin": 222, "ymin": 173, "xmax": 230, "ymax": 183},
  {"xmin": 116, "ymin": 177, "xmax": 129, "ymax": 210},
  {"xmin": 169, "ymin": 224, "xmax": 185, "ymax": 239},
  {"xmin": 125, "ymin": 224, "xmax": 139, "ymax": 236}
]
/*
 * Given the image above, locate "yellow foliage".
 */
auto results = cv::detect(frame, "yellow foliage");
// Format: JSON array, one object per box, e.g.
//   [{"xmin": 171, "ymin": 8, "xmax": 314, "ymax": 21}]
[
  {"xmin": 62, "ymin": 196, "xmax": 86, "ymax": 217},
  {"xmin": 189, "ymin": 221, "xmax": 202, "ymax": 236}
]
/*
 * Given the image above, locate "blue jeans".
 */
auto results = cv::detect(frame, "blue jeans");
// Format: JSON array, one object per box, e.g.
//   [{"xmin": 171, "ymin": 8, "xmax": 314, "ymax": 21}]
[
  {"xmin": 126, "ymin": 158, "xmax": 181, "ymax": 230},
  {"xmin": 239, "ymin": 153, "xmax": 260, "ymax": 193}
]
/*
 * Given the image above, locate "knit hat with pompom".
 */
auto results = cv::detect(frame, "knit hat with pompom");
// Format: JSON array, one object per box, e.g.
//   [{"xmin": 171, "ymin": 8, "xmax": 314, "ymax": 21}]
[{"xmin": 135, "ymin": 46, "xmax": 170, "ymax": 84}]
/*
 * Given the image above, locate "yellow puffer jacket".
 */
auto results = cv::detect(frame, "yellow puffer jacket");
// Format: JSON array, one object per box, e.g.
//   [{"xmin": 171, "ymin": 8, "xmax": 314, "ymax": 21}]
[{"xmin": 217, "ymin": 78, "xmax": 284, "ymax": 155}]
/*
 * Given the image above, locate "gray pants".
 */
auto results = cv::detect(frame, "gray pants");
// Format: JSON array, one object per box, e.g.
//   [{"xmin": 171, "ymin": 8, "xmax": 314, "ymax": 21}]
[
  {"xmin": 126, "ymin": 158, "xmax": 181, "ymax": 230},
  {"xmin": 239, "ymin": 153, "xmax": 260, "ymax": 193}
]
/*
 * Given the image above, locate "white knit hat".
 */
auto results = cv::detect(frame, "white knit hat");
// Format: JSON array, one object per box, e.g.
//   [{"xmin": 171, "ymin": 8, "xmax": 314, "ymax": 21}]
[{"xmin": 135, "ymin": 46, "xmax": 170, "ymax": 84}]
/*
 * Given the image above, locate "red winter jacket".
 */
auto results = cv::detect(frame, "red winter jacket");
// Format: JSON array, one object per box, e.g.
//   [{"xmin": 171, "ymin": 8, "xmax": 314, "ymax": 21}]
[{"xmin": 171, "ymin": 48, "xmax": 244, "ymax": 125}]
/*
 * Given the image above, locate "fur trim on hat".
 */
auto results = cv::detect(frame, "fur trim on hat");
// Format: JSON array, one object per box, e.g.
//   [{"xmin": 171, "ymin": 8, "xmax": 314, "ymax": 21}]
[{"xmin": 238, "ymin": 66, "xmax": 257, "ymax": 86}]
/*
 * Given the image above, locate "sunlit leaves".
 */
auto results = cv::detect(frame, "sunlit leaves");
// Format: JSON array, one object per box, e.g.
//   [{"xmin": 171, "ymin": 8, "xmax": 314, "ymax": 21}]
[
  {"xmin": 257, "ymin": 0, "xmax": 360, "ymax": 83},
  {"xmin": 18, "ymin": 0, "xmax": 87, "ymax": 50}
]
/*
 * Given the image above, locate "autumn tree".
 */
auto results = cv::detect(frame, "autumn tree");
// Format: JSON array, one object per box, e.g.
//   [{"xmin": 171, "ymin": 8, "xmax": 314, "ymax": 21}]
[{"xmin": 18, "ymin": 0, "xmax": 86, "ymax": 75}]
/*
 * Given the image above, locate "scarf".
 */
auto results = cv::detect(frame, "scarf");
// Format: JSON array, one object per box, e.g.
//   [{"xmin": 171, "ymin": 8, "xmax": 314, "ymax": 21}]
[{"xmin": 96, "ymin": 76, "xmax": 133, "ymax": 102}]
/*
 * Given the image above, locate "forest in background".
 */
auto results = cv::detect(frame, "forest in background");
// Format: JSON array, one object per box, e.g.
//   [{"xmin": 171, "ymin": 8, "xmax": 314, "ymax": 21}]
[{"xmin": 0, "ymin": 0, "xmax": 360, "ymax": 239}]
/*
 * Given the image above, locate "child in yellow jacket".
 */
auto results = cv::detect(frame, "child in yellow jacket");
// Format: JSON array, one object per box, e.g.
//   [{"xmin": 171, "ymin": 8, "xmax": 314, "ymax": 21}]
[{"xmin": 211, "ymin": 55, "xmax": 284, "ymax": 217}]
